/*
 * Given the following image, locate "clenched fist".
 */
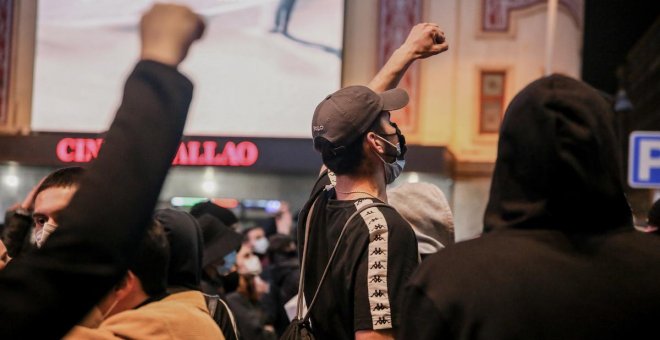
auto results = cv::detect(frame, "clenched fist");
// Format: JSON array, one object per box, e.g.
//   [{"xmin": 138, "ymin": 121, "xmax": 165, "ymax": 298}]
[{"xmin": 140, "ymin": 3, "xmax": 206, "ymax": 67}]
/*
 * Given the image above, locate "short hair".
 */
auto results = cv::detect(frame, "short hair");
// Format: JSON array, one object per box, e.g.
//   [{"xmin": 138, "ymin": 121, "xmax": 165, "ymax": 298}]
[
  {"xmin": 318, "ymin": 118, "xmax": 386, "ymax": 175},
  {"xmin": 129, "ymin": 220, "xmax": 170, "ymax": 296},
  {"xmin": 34, "ymin": 167, "xmax": 85, "ymax": 199}
]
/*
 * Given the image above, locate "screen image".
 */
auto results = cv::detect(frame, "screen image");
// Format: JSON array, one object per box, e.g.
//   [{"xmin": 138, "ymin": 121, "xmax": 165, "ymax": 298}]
[{"xmin": 32, "ymin": 0, "xmax": 344, "ymax": 138}]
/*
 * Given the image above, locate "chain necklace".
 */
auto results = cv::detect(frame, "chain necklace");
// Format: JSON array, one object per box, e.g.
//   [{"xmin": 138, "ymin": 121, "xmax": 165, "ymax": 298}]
[{"xmin": 335, "ymin": 189, "xmax": 379, "ymax": 199}]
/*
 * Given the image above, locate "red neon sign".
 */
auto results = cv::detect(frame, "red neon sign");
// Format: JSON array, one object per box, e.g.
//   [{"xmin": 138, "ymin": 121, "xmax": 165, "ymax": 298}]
[{"xmin": 56, "ymin": 138, "xmax": 259, "ymax": 167}]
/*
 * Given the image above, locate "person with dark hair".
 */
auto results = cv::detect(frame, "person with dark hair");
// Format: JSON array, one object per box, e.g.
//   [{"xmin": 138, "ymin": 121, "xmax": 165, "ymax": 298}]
[
  {"xmin": 198, "ymin": 213, "xmax": 244, "ymax": 340},
  {"xmin": 297, "ymin": 23, "xmax": 448, "ymax": 340},
  {"xmin": 2, "ymin": 167, "xmax": 85, "ymax": 257},
  {"xmin": 31, "ymin": 166, "xmax": 85, "ymax": 247},
  {"xmin": 399, "ymin": 75, "xmax": 660, "ymax": 339},
  {"xmin": 0, "ymin": 4, "xmax": 204, "ymax": 338},
  {"xmin": 227, "ymin": 241, "xmax": 277, "ymax": 340},
  {"xmin": 65, "ymin": 220, "xmax": 224, "ymax": 339},
  {"xmin": 198, "ymin": 214, "xmax": 244, "ymax": 297}
]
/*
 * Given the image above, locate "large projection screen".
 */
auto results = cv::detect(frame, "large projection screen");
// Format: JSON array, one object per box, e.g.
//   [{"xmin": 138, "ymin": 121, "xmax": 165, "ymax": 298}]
[{"xmin": 32, "ymin": 0, "xmax": 344, "ymax": 138}]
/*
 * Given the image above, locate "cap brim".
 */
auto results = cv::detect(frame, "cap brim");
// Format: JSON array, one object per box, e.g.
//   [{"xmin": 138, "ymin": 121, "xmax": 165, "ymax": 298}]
[
  {"xmin": 202, "ymin": 231, "xmax": 243, "ymax": 267},
  {"xmin": 380, "ymin": 88, "xmax": 409, "ymax": 111}
]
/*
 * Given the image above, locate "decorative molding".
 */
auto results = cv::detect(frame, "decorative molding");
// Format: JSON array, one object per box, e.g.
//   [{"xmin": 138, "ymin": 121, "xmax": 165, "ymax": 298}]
[
  {"xmin": 478, "ymin": 70, "xmax": 506, "ymax": 134},
  {"xmin": 481, "ymin": 0, "xmax": 582, "ymax": 33},
  {"xmin": 0, "ymin": 0, "xmax": 13, "ymax": 127},
  {"xmin": 378, "ymin": 0, "xmax": 422, "ymax": 132}
]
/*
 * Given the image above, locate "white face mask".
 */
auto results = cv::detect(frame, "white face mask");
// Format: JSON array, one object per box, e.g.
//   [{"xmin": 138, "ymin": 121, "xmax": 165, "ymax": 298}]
[
  {"xmin": 242, "ymin": 255, "xmax": 263, "ymax": 275},
  {"xmin": 35, "ymin": 222, "xmax": 58, "ymax": 248},
  {"xmin": 252, "ymin": 237, "xmax": 269, "ymax": 255},
  {"xmin": 374, "ymin": 134, "xmax": 406, "ymax": 184}
]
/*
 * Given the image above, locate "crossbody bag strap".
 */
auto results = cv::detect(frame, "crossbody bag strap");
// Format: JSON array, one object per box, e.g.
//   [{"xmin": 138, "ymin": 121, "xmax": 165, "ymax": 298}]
[
  {"xmin": 301, "ymin": 201, "xmax": 394, "ymax": 323},
  {"xmin": 295, "ymin": 186, "xmax": 325, "ymax": 319}
]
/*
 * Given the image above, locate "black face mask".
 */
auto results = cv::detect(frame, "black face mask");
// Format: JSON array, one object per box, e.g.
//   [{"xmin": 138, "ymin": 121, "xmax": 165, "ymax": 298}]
[
  {"xmin": 391, "ymin": 122, "xmax": 407, "ymax": 157},
  {"xmin": 222, "ymin": 271, "xmax": 240, "ymax": 293}
]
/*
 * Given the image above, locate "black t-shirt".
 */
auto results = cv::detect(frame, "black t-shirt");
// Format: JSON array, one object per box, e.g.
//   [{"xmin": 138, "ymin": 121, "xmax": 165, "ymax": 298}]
[{"xmin": 297, "ymin": 171, "xmax": 419, "ymax": 340}]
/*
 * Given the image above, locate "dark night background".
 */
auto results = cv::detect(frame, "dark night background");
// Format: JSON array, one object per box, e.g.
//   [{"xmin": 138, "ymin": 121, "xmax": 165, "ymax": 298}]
[{"xmin": 582, "ymin": 0, "xmax": 659, "ymax": 94}]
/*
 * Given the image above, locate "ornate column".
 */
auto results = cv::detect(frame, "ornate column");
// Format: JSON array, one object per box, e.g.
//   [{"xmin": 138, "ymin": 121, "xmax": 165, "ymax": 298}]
[
  {"xmin": 0, "ymin": 0, "xmax": 13, "ymax": 129},
  {"xmin": 481, "ymin": 0, "xmax": 582, "ymax": 33},
  {"xmin": 378, "ymin": 0, "xmax": 422, "ymax": 133}
]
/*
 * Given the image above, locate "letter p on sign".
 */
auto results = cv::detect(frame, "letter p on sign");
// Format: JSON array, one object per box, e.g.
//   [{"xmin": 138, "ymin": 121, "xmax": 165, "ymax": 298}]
[{"xmin": 629, "ymin": 131, "xmax": 660, "ymax": 188}]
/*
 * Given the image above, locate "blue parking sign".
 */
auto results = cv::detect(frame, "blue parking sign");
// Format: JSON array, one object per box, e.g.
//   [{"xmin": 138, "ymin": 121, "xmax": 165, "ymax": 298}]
[{"xmin": 629, "ymin": 131, "xmax": 660, "ymax": 188}]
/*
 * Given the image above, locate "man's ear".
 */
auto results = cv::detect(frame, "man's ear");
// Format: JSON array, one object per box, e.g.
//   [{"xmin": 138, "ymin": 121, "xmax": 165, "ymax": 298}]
[
  {"xmin": 365, "ymin": 132, "xmax": 385, "ymax": 154},
  {"xmin": 114, "ymin": 271, "xmax": 137, "ymax": 300}
]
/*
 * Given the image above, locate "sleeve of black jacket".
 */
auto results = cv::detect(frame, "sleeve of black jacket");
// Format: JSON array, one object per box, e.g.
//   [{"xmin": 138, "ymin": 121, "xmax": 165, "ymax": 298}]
[
  {"xmin": 2, "ymin": 210, "xmax": 34, "ymax": 258},
  {"xmin": 0, "ymin": 60, "xmax": 193, "ymax": 339}
]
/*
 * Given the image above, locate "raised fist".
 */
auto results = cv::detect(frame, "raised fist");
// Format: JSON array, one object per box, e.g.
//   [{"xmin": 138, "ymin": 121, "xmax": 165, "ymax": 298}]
[
  {"xmin": 401, "ymin": 23, "xmax": 449, "ymax": 60},
  {"xmin": 140, "ymin": 3, "xmax": 206, "ymax": 67}
]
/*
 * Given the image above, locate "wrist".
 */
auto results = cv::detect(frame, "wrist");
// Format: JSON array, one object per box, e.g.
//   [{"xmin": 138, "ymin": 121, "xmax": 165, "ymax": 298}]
[
  {"xmin": 140, "ymin": 45, "xmax": 182, "ymax": 67},
  {"xmin": 395, "ymin": 44, "xmax": 419, "ymax": 62},
  {"xmin": 391, "ymin": 47, "xmax": 417, "ymax": 73}
]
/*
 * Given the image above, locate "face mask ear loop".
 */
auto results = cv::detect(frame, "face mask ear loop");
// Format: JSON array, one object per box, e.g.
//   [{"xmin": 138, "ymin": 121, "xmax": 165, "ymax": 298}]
[
  {"xmin": 373, "ymin": 134, "xmax": 401, "ymax": 158},
  {"xmin": 102, "ymin": 298, "xmax": 120, "ymax": 320}
]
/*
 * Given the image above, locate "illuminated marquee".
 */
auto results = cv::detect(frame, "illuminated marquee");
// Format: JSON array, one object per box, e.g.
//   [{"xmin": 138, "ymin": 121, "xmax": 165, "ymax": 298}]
[{"xmin": 56, "ymin": 138, "xmax": 259, "ymax": 167}]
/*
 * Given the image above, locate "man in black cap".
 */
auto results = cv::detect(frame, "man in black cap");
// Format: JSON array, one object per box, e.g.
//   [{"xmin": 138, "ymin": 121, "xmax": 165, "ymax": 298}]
[
  {"xmin": 198, "ymin": 213, "xmax": 244, "ymax": 297},
  {"xmin": 191, "ymin": 201, "xmax": 241, "ymax": 231},
  {"xmin": 297, "ymin": 23, "xmax": 448, "ymax": 340}
]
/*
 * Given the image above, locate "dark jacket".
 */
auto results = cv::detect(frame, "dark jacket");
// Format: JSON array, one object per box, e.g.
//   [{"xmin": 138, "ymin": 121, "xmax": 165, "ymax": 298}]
[
  {"xmin": 157, "ymin": 208, "xmax": 240, "ymax": 340},
  {"xmin": 0, "ymin": 61, "xmax": 193, "ymax": 339},
  {"xmin": 400, "ymin": 75, "xmax": 660, "ymax": 339}
]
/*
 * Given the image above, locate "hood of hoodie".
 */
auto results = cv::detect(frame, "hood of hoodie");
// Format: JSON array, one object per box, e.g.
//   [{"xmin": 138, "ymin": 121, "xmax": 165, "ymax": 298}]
[
  {"xmin": 484, "ymin": 74, "xmax": 632, "ymax": 233},
  {"xmin": 155, "ymin": 208, "xmax": 203, "ymax": 290}
]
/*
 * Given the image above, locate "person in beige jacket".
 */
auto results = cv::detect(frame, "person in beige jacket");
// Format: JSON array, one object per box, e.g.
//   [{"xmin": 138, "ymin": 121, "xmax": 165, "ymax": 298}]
[
  {"xmin": 65, "ymin": 216, "xmax": 224, "ymax": 340},
  {"xmin": 67, "ymin": 290, "xmax": 225, "ymax": 339}
]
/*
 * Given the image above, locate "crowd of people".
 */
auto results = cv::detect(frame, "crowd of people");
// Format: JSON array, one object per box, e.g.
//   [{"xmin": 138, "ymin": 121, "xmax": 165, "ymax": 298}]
[{"xmin": 0, "ymin": 3, "xmax": 659, "ymax": 340}]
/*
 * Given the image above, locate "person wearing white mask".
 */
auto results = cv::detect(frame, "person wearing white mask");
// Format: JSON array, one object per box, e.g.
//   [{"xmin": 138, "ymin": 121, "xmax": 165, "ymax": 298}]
[
  {"xmin": 297, "ymin": 23, "xmax": 449, "ymax": 340},
  {"xmin": 29, "ymin": 167, "xmax": 85, "ymax": 248},
  {"xmin": 244, "ymin": 226, "xmax": 270, "ymax": 256},
  {"xmin": 226, "ymin": 242, "xmax": 276, "ymax": 340}
]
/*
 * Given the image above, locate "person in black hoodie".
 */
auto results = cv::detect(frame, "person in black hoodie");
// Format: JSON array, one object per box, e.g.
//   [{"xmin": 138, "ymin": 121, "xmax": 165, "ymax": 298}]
[
  {"xmin": 399, "ymin": 74, "xmax": 660, "ymax": 339},
  {"xmin": 156, "ymin": 208, "xmax": 240, "ymax": 340},
  {"xmin": 0, "ymin": 4, "xmax": 204, "ymax": 338}
]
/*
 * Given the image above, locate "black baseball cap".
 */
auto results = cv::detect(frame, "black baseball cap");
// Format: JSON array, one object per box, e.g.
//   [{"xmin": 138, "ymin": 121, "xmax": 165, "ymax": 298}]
[{"xmin": 311, "ymin": 86, "xmax": 408, "ymax": 153}]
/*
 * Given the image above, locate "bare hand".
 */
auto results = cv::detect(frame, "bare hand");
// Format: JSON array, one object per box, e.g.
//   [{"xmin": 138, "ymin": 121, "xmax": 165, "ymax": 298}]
[
  {"xmin": 275, "ymin": 201, "xmax": 293, "ymax": 235},
  {"xmin": 20, "ymin": 178, "xmax": 45, "ymax": 211},
  {"xmin": 140, "ymin": 3, "xmax": 206, "ymax": 67},
  {"xmin": 400, "ymin": 23, "xmax": 449, "ymax": 60}
]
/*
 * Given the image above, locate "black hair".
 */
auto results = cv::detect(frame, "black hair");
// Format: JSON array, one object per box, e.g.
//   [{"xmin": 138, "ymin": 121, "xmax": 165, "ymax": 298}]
[
  {"xmin": 129, "ymin": 220, "xmax": 170, "ymax": 296},
  {"xmin": 34, "ymin": 167, "xmax": 85, "ymax": 200},
  {"xmin": 317, "ymin": 118, "xmax": 386, "ymax": 175}
]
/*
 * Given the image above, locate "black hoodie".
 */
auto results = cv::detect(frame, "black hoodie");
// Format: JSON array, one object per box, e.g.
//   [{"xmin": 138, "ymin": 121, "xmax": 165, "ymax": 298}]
[
  {"xmin": 399, "ymin": 75, "xmax": 660, "ymax": 340},
  {"xmin": 155, "ymin": 208, "xmax": 204, "ymax": 291}
]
